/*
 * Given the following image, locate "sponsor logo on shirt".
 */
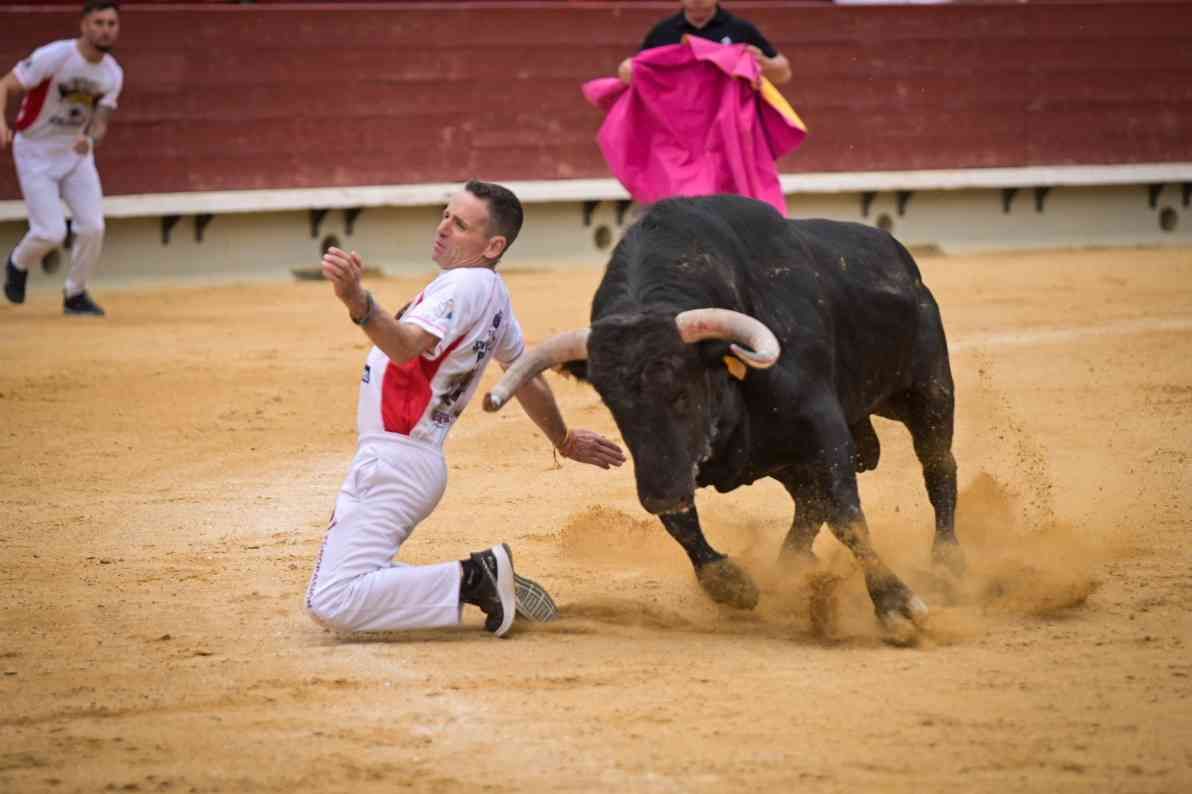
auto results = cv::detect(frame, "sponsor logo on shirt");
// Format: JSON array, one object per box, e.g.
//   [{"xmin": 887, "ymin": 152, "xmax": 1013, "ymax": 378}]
[
  {"xmin": 472, "ymin": 310, "xmax": 504, "ymax": 362},
  {"xmin": 50, "ymin": 77, "xmax": 103, "ymax": 129},
  {"xmin": 362, "ymin": 364, "xmax": 371, "ymax": 383}
]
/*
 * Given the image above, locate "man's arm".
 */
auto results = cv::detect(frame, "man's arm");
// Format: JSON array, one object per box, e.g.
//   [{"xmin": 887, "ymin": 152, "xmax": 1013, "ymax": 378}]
[
  {"xmin": 74, "ymin": 105, "xmax": 113, "ymax": 156},
  {"xmin": 321, "ymin": 246, "xmax": 440, "ymax": 363},
  {"xmin": 86, "ymin": 105, "xmax": 113, "ymax": 144},
  {"xmin": 508, "ymin": 368, "xmax": 626, "ymax": 470},
  {"xmin": 0, "ymin": 71, "xmax": 25, "ymax": 149},
  {"xmin": 747, "ymin": 46, "xmax": 792, "ymax": 85}
]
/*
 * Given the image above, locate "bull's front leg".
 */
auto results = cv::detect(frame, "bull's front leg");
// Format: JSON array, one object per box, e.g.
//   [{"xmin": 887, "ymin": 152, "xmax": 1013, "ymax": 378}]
[
  {"xmin": 776, "ymin": 466, "xmax": 832, "ymax": 562},
  {"xmin": 660, "ymin": 507, "xmax": 759, "ymax": 609}
]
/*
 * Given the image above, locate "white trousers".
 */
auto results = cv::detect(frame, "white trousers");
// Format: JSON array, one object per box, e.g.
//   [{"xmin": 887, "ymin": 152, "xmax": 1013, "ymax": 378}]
[
  {"xmin": 11, "ymin": 136, "xmax": 106, "ymax": 297},
  {"xmin": 305, "ymin": 436, "xmax": 463, "ymax": 633}
]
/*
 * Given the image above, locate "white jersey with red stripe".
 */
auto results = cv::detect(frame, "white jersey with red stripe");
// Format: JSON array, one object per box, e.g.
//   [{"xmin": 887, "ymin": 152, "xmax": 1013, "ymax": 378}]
[
  {"xmin": 12, "ymin": 39, "xmax": 123, "ymax": 143},
  {"xmin": 356, "ymin": 267, "xmax": 525, "ymax": 449}
]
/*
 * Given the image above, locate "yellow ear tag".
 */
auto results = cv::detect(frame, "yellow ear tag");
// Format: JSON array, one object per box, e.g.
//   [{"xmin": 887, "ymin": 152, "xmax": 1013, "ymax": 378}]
[{"xmin": 723, "ymin": 355, "xmax": 747, "ymax": 381}]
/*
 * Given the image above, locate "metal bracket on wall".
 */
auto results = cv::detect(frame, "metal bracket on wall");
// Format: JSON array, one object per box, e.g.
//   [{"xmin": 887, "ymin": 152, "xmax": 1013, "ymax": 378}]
[
  {"xmin": 1001, "ymin": 188, "xmax": 1018, "ymax": 214},
  {"xmin": 1034, "ymin": 187, "xmax": 1051, "ymax": 213},
  {"xmin": 895, "ymin": 190, "xmax": 913, "ymax": 217},
  {"xmin": 860, "ymin": 191, "xmax": 877, "ymax": 218},
  {"xmin": 309, "ymin": 208, "xmax": 329, "ymax": 239},
  {"xmin": 161, "ymin": 215, "xmax": 181, "ymax": 245},
  {"xmin": 1148, "ymin": 183, "xmax": 1165, "ymax": 209},
  {"xmin": 195, "ymin": 214, "xmax": 214, "ymax": 243},
  {"xmin": 344, "ymin": 207, "xmax": 364, "ymax": 236},
  {"xmin": 582, "ymin": 200, "xmax": 600, "ymax": 227},
  {"xmin": 615, "ymin": 199, "xmax": 634, "ymax": 226}
]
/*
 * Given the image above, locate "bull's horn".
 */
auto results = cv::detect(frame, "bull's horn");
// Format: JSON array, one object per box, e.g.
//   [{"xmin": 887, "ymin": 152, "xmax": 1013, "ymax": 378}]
[
  {"xmin": 675, "ymin": 308, "xmax": 781, "ymax": 369},
  {"xmin": 483, "ymin": 328, "xmax": 591, "ymax": 412}
]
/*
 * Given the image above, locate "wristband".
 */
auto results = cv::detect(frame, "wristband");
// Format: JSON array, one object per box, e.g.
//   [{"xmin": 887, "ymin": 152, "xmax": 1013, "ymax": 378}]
[
  {"xmin": 350, "ymin": 290, "xmax": 374, "ymax": 326},
  {"xmin": 557, "ymin": 429, "xmax": 574, "ymax": 453}
]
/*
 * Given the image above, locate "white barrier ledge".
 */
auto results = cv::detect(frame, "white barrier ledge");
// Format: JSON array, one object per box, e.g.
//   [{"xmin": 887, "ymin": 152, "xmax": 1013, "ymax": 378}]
[
  {"xmin": 2, "ymin": 163, "xmax": 1190, "ymax": 223},
  {"xmin": 785, "ymin": 164, "xmax": 1192, "ymax": 193}
]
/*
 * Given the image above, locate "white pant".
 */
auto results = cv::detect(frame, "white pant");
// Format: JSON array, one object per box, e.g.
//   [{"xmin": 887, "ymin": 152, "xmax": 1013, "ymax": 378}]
[
  {"xmin": 11, "ymin": 136, "xmax": 106, "ymax": 296},
  {"xmin": 305, "ymin": 435, "xmax": 462, "ymax": 633}
]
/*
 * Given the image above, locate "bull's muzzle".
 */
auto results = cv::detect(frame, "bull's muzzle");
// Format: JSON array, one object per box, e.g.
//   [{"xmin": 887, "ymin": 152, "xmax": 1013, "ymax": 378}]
[{"xmin": 639, "ymin": 494, "xmax": 695, "ymax": 515}]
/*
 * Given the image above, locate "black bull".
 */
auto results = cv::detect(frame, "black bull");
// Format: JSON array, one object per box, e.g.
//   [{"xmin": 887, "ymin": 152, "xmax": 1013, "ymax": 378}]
[{"xmin": 485, "ymin": 195, "xmax": 960, "ymax": 634}]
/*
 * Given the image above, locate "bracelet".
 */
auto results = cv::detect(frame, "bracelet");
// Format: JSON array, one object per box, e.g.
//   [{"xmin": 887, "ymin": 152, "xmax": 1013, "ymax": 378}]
[
  {"xmin": 556, "ymin": 429, "xmax": 574, "ymax": 452},
  {"xmin": 350, "ymin": 290, "xmax": 374, "ymax": 326}
]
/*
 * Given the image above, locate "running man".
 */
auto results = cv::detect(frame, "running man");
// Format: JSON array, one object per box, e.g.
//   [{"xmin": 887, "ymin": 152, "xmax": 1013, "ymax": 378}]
[{"xmin": 2, "ymin": 1, "xmax": 123, "ymax": 316}]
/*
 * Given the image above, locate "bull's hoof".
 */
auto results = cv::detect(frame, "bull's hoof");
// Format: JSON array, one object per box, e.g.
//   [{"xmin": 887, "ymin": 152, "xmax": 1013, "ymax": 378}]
[
  {"xmin": 932, "ymin": 539, "xmax": 967, "ymax": 578},
  {"xmin": 870, "ymin": 577, "xmax": 929, "ymax": 646},
  {"xmin": 696, "ymin": 557, "xmax": 759, "ymax": 610},
  {"xmin": 879, "ymin": 607, "xmax": 925, "ymax": 648}
]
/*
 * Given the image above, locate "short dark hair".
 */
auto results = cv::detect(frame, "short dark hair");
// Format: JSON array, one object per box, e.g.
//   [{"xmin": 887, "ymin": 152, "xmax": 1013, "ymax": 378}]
[
  {"xmin": 465, "ymin": 179, "xmax": 524, "ymax": 259},
  {"xmin": 83, "ymin": 1, "xmax": 119, "ymax": 16}
]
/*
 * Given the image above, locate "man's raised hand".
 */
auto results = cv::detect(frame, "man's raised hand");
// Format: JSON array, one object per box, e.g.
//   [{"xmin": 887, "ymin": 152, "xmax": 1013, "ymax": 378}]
[
  {"xmin": 321, "ymin": 247, "xmax": 366, "ymax": 303},
  {"xmin": 559, "ymin": 429, "xmax": 626, "ymax": 470}
]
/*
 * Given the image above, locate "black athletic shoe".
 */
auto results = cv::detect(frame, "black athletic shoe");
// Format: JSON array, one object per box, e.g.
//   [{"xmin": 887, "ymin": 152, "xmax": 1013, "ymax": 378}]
[
  {"xmin": 514, "ymin": 572, "xmax": 560, "ymax": 623},
  {"xmin": 465, "ymin": 543, "xmax": 516, "ymax": 637},
  {"xmin": 4, "ymin": 257, "xmax": 27, "ymax": 304},
  {"xmin": 63, "ymin": 290, "xmax": 106, "ymax": 317}
]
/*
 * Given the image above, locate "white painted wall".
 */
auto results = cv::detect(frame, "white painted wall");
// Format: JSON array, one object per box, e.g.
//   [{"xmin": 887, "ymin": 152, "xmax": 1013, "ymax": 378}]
[{"xmin": 2, "ymin": 180, "xmax": 1188, "ymax": 294}]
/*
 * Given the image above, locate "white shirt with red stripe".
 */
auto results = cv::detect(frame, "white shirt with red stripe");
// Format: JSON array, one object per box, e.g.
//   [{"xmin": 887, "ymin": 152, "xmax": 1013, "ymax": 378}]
[
  {"xmin": 356, "ymin": 267, "xmax": 525, "ymax": 449},
  {"xmin": 12, "ymin": 39, "xmax": 123, "ymax": 143}
]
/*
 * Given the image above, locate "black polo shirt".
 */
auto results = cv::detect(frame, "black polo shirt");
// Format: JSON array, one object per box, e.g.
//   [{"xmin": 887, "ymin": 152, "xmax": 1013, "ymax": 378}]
[{"xmin": 640, "ymin": 6, "xmax": 779, "ymax": 58}]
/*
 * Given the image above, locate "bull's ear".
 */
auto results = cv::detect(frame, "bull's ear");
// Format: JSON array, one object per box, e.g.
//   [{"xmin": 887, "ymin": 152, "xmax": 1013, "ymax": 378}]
[
  {"xmin": 723, "ymin": 356, "xmax": 747, "ymax": 380},
  {"xmin": 557, "ymin": 361, "xmax": 590, "ymax": 382}
]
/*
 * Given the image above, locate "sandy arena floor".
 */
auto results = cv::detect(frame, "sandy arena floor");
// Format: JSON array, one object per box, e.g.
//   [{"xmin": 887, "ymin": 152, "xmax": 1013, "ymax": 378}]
[{"xmin": 1, "ymin": 246, "xmax": 1190, "ymax": 793}]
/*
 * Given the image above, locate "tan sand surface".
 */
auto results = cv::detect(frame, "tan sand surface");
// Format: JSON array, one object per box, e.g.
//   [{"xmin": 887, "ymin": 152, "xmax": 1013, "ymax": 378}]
[{"xmin": 1, "ymin": 247, "xmax": 1191, "ymax": 793}]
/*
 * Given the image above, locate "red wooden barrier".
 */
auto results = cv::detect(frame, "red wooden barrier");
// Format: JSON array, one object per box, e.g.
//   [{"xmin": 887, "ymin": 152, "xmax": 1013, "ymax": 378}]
[{"xmin": 2, "ymin": 2, "xmax": 1189, "ymax": 199}]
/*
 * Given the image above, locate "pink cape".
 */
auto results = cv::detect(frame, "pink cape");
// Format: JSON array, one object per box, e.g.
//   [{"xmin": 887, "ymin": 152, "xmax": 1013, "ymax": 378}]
[{"xmin": 582, "ymin": 37, "xmax": 808, "ymax": 216}]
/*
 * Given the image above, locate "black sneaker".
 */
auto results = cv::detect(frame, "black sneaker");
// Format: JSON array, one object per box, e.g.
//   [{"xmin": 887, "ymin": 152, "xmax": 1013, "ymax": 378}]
[
  {"xmin": 465, "ymin": 544, "xmax": 516, "ymax": 637},
  {"xmin": 514, "ymin": 572, "xmax": 560, "ymax": 622},
  {"xmin": 63, "ymin": 290, "xmax": 106, "ymax": 317},
  {"xmin": 4, "ymin": 257, "xmax": 27, "ymax": 305}
]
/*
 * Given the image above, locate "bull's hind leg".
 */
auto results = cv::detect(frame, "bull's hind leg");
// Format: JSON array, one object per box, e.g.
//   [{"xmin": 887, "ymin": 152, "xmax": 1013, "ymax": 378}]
[
  {"xmin": 660, "ymin": 506, "xmax": 759, "ymax": 609},
  {"xmin": 905, "ymin": 378, "xmax": 962, "ymax": 575}
]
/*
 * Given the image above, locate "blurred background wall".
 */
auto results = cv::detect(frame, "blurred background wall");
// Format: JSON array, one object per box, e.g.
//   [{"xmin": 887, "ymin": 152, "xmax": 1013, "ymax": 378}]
[
  {"xmin": 1, "ymin": 1, "xmax": 1190, "ymax": 283},
  {"xmin": 3, "ymin": 1, "xmax": 1189, "ymax": 197}
]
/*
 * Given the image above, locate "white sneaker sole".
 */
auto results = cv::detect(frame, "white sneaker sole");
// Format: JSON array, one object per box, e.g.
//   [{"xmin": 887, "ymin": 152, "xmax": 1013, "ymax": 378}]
[
  {"xmin": 514, "ymin": 573, "xmax": 560, "ymax": 623},
  {"xmin": 489, "ymin": 544, "xmax": 516, "ymax": 638}
]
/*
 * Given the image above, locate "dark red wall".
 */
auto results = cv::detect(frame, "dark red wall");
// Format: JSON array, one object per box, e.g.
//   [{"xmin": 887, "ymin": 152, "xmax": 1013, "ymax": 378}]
[{"xmin": 2, "ymin": 2, "xmax": 1190, "ymax": 199}]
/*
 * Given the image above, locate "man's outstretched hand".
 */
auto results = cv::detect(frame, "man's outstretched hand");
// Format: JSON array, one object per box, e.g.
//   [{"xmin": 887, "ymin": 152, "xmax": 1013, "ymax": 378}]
[{"xmin": 559, "ymin": 429, "xmax": 626, "ymax": 470}]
